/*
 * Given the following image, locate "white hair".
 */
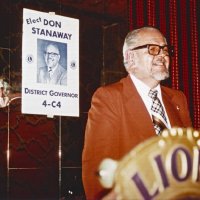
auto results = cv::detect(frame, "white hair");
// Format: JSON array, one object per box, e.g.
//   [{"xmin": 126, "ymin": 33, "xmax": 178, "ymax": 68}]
[{"xmin": 122, "ymin": 26, "xmax": 167, "ymax": 70}]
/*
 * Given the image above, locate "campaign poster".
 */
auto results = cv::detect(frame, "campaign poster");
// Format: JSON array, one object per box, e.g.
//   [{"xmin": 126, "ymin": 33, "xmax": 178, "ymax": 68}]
[{"xmin": 22, "ymin": 8, "xmax": 79, "ymax": 117}]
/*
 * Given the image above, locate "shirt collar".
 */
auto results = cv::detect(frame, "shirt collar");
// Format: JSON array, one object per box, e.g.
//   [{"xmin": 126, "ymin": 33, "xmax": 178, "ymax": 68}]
[
  {"xmin": 48, "ymin": 63, "xmax": 59, "ymax": 73},
  {"xmin": 130, "ymin": 74, "xmax": 161, "ymax": 98}
]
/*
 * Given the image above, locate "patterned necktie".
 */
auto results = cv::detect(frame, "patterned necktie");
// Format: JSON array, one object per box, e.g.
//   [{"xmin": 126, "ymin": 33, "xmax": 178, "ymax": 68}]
[
  {"xmin": 148, "ymin": 89, "xmax": 167, "ymax": 135},
  {"xmin": 48, "ymin": 67, "xmax": 52, "ymax": 78}
]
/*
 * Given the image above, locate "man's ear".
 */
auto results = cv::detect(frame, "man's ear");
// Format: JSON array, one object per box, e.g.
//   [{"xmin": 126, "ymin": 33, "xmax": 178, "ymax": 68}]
[{"xmin": 125, "ymin": 50, "xmax": 134, "ymax": 65}]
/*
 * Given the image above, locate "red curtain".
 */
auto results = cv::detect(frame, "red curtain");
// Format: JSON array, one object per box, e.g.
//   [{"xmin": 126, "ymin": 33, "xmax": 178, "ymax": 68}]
[{"xmin": 129, "ymin": 0, "xmax": 200, "ymax": 129}]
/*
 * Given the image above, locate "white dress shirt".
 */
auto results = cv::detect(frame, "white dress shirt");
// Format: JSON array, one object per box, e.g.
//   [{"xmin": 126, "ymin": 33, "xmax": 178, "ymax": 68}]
[{"xmin": 130, "ymin": 74, "xmax": 171, "ymax": 129}]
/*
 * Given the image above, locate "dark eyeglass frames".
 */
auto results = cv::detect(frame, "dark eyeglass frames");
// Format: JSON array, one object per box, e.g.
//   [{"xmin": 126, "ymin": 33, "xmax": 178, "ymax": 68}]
[
  {"xmin": 131, "ymin": 44, "xmax": 174, "ymax": 56},
  {"xmin": 44, "ymin": 52, "xmax": 59, "ymax": 57}
]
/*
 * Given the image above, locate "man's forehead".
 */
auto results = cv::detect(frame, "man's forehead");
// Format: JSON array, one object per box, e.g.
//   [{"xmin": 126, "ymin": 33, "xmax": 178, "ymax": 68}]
[
  {"xmin": 137, "ymin": 30, "xmax": 166, "ymax": 44},
  {"xmin": 47, "ymin": 44, "xmax": 59, "ymax": 51},
  {"xmin": 137, "ymin": 34, "xmax": 167, "ymax": 45}
]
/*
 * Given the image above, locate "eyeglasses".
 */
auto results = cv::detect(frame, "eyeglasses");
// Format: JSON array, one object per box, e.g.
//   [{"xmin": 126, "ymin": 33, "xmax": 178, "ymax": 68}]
[
  {"xmin": 44, "ymin": 52, "xmax": 59, "ymax": 57},
  {"xmin": 131, "ymin": 44, "xmax": 174, "ymax": 56}
]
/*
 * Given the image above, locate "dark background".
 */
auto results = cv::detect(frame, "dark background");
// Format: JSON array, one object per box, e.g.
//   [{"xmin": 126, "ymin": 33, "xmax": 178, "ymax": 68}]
[{"xmin": 0, "ymin": 0, "xmax": 199, "ymax": 199}]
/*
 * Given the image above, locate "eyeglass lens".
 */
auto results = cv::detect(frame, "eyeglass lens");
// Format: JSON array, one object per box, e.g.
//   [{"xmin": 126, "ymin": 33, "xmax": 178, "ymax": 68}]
[
  {"xmin": 148, "ymin": 45, "xmax": 169, "ymax": 56},
  {"xmin": 45, "ymin": 52, "xmax": 59, "ymax": 57}
]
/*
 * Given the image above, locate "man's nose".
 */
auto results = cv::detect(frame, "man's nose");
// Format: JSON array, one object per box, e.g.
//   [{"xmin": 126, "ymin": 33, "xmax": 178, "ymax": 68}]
[
  {"xmin": 156, "ymin": 54, "xmax": 166, "ymax": 62},
  {"xmin": 159, "ymin": 48, "xmax": 169, "ymax": 57},
  {"xmin": 47, "ymin": 54, "xmax": 54, "ymax": 59}
]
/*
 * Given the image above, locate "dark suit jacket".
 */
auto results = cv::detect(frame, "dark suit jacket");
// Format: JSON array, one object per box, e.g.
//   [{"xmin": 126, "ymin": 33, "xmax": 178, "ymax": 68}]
[
  {"xmin": 37, "ymin": 64, "xmax": 67, "ymax": 85},
  {"xmin": 82, "ymin": 75, "xmax": 192, "ymax": 200}
]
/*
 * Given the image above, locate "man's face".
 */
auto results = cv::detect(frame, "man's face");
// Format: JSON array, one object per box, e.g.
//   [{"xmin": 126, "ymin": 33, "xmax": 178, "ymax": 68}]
[
  {"xmin": 44, "ymin": 44, "xmax": 60, "ymax": 69},
  {"xmin": 130, "ymin": 29, "xmax": 170, "ymax": 85},
  {"xmin": 0, "ymin": 87, "xmax": 3, "ymax": 96}
]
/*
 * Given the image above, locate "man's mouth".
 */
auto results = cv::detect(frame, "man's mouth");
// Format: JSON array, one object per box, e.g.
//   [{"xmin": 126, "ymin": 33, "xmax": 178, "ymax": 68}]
[
  {"xmin": 154, "ymin": 63, "xmax": 165, "ymax": 67},
  {"xmin": 153, "ymin": 63, "xmax": 167, "ymax": 71}
]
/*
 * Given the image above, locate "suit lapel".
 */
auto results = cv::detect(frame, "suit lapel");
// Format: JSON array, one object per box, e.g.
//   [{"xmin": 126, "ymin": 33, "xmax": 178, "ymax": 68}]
[
  {"xmin": 122, "ymin": 76, "xmax": 155, "ymax": 136},
  {"xmin": 50, "ymin": 65, "xmax": 62, "ymax": 83},
  {"xmin": 43, "ymin": 67, "xmax": 50, "ymax": 83},
  {"xmin": 161, "ymin": 87, "xmax": 183, "ymax": 127}
]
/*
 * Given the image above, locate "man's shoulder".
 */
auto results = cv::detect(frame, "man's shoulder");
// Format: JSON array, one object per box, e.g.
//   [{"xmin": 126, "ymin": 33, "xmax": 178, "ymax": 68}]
[
  {"xmin": 97, "ymin": 76, "xmax": 128, "ymax": 92},
  {"xmin": 58, "ymin": 64, "xmax": 67, "ymax": 72},
  {"xmin": 93, "ymin": 76, "xmax": 130, "ymax": 100},
  {"xmin": 162, "ymin": 85, "xmax": 182, "ymax": 93},
  {"xmin": 161, "ymin": 85, "xmax": 185, "ymax": 98},
  {"xmin": 38, "ymin": 66, "xmax": 48, "ymax": 71}
]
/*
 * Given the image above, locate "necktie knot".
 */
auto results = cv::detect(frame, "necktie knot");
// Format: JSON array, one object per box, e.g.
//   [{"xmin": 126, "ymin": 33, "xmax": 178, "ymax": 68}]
[
  {"xmin": 149, "ymin": 89, "xmax": 158, "ymax": 99},
  {"xmin": 48, "ymin": 67, "xmax": 52, "ymax": 72}
]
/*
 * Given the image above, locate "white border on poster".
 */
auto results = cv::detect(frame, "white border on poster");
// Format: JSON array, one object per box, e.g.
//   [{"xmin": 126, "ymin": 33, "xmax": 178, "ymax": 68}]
[{"xmin": 22, "ymin": 8, "xmax": 79, "ymax": 117}]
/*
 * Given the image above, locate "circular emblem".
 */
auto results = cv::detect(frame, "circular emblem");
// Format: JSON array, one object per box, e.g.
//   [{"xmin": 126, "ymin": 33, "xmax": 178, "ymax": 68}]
[
  {"xmin": 26, "ymin": 54, "xmax": 34, "ymax": 63},
  {"xmin": 70, "ymin": 60, "xmax": 77, "ymax": 69},
  {"xmin": 98, "ymin": 127, "xmax": 200, "ymax": 199}
]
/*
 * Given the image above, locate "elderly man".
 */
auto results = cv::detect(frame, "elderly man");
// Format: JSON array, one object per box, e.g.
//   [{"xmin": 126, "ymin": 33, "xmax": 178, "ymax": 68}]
[
  {"xmin": 82, "ymin": 26, "xmax": 192, "ymax": 200},
  {"xmin": 37, "ymin": 42, "xmax": 67, "ymax": 85}
]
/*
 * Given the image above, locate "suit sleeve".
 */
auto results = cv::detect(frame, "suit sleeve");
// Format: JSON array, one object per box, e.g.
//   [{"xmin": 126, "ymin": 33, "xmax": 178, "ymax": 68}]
[
  {"xmin": 178, "ymin": 91, "xmax": 193, "ymax": 127},
  {"xmin": 82, "ymin": 87, "xmax": 121, "ymax": 200}
]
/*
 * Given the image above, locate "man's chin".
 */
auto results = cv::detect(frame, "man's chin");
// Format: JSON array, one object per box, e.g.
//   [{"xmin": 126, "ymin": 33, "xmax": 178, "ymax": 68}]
[
  {"xmin": 152, "ymin": 72, "xmax": 169, "ymax": 81},
  {"xmin": 47, "ymin": 64, "xmax": 54, "ymax": 68}
]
